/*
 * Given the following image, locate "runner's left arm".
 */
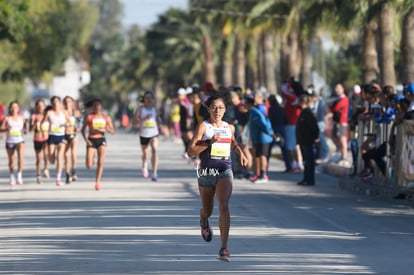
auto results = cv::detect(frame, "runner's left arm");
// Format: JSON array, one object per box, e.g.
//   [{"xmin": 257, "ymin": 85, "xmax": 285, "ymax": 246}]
[
  {"xmin": 229, "ymin": 124, "xmax": 248, "ymax": 167},
  {"xmin": 106, "ymin": 116, "xmax": 115, "ymax": 135}
]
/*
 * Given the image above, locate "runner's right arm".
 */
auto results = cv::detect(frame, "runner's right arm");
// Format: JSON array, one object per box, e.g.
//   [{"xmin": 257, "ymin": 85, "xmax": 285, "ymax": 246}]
[
  {"xmin": 81, "ymin": 114, "xmax": 92, "ymax": 146},
  {"xmin": 0, "ymin": 117, "xmax": 7, "ymax": 132},
  {"xmin": 132, "ymin": 107, "xmax": 141, "ymax": 127},
  {"xmin": 187, "ymin": 122, "xmax": 208, "ymax": 157}
]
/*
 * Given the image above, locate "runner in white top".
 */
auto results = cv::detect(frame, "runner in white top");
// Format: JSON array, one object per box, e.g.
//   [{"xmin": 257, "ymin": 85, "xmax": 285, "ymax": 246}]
[
  {"xmin": 0, "ymin": 101, "xmax": 27, "ymax": 186},
  {"xmin": 133, "ymin": 91, "xmax": 161, "ymax": 181},
  {"xmin": 41, "ymin": 96, "xmax": 70, "ymax": 186},
  {"xmin": 187, "ymin": 94, "xmax": 248, "ymax": 262}
]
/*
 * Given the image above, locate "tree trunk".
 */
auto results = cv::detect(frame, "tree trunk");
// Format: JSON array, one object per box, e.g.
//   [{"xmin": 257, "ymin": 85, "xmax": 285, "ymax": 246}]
[
  {"xmin": 280, "ymin": 35, "xmax": 289, "ymax": 81},
  {"xmin": 378, "ymin": 3, "xmax": 396, "ymax": 86},
  {"xmin": 152, "ymin": 78, "xmax": 163, "ymax": 107},
  {"xmin": 246, "ymin": 34, "xmax": 259, "ymax": 89},
  {"xmin": 222, "ymin": 35, "xmax": 235, "ymax": 87},
  {"xmin": 203, "ymin": 34, "xmax": 216, "ymax": 85},
  {"xmin": 401, "ymin": 8, "xmax": 414, "ymax": 84},
  {"xmin": 362, "ymin": 23, "xmax": 379, "ymax": 84},
  {"xmin": 263, "ymin": 32, "xmax": 277, "ymax": 94},
  {"xmin": 235, "ymin": 35, "xmax": 246, "ymax": 89},
  {"xmin": 257, "ymin": 33, "xmax": 266, "ymax": 88},
  {"xmin": 300, "ymin": 37, "xmax": 313, "ymax": 88},
  {"xmin": 288, "ymin": 27, "xmax": 301, "ymax": 80}
]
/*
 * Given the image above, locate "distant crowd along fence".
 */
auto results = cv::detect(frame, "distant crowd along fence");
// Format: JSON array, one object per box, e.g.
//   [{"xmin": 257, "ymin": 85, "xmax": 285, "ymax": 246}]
[{"xmin": 356, "ymin": 110, "xmax": 414, "ymax": 189}]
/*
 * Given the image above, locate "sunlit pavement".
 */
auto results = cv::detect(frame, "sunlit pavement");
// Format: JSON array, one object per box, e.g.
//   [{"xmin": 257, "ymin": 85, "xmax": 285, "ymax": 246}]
[{"xmin": 1, "ymin": 132, "xmax": 414, "ymax": 274}]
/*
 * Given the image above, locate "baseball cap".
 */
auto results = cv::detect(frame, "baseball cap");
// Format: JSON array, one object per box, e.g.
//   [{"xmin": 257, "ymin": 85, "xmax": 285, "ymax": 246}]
[
  {"xmin": 177, "ymin": 88, "xmax": 187, "ymax": 95},
  {"xmin": 404, "ymin": 83, "xmax": 414, "ymax": 94},
  {"xmin": 390, "ymin": 94, "xmax": 405, "ymax": 104},
  {"xmin": 353, "ymin": 84, "xmax": 361, "ymax": 94}
]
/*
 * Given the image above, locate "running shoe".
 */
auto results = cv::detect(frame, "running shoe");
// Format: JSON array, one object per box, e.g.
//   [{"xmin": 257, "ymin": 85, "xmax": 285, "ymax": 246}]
[
  {"xmin": 151, "ymin": 174, "xmax": 158, "ymax": 182},
  {"xmin": 71, "ymin": 169, "xmax": 77, "ymax": 181},
  {"xmin": 17, "ymin": 176, "xmax": 23, "ymax": 185},
  {"xmin": 56, "ymin": 178, "xmax": 63, "ymax": 186},
  {"xmin": 217, "ymin": 248, "xmax": 231, "ymax": 262},
  {"xmin": 362, "ymin": 173, "xmax": 374, "ymax": 183},
  {"xmin": 43, "ymin": 169, "xmax": 50, "ymax": 179},
  {"xmin": 249, "ymin": 174, "xmax": 259, "ymax": 182},
  {"xmin": 66, "ymin": 173, "xmax": 71, "ymax": 184},
  {"xmin": 254, "ymin": 175, "xmax": 268, "ymax": 184},
  {"xmin": 142, "ymin": 167, "xmax": 149, "ymax": 178},
  {"xmin": 9, "ymin": 175, "xmax": 16, "ymax": 187},
  {"xmin": 36, "ymin": 176, "xmax": 43, "ymax": 184},
  {"xmin": 95, "ymin": 182, "xmax": 101, "ymax": 191},
  {"xmin": 200, "ymin": 218, "xmax": 213, "ymax": 242}
]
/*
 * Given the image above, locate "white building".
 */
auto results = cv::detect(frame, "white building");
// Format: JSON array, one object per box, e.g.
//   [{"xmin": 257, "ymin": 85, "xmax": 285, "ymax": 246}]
[{"xmin": 49, "ymin": 57, "xmax": 90, "ymax": 100}]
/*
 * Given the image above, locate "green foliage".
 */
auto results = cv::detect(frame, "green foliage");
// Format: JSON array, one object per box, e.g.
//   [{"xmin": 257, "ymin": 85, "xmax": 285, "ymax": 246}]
[
  {"xmin": 0, "ymin": 0, "xmax": 31, "ymax": 42},
  {"xmin": 0, "ymin": 81, "xmax": 25, "ymax": 104},
  {"xmin": 315, "ymin": 45, "xmax": 362, "ymax": 90},
  {"xmin": 21, "ymin": 0, "xmax": 98, "ymax": 79}
]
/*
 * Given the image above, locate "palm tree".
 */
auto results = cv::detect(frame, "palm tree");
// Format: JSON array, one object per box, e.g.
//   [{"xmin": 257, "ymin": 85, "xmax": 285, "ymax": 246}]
[
  {"xmin": 190, "ymin": 0, "xmax": 220, "ymax": 86},
  {"xmin": 378, "ymin": 2, "xmax": 396, "ymax": 86},
  {"xmin": 146, "ymin": 8, "xmax": 205, "ymax": 90},
  {"xmin": 400, "ymin": 1, "xmax": 414, "ymax": 83},
  {"xmin": 249, "ymin": 0, "xmax": 288, "ymax": 94},
  {"xmin": 362, "ymin": 22, "xmax": 379, "ymax": 83}
]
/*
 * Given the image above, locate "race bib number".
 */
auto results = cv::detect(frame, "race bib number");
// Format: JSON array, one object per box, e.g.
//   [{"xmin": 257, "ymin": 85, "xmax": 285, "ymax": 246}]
[
  {"xmin": 210, "ymin": 142, "xmax": 231, "ymax": 159},
  {"xmin": 9, "ymin": 128, "xmax": 21, "ymax": 137},
  {"xmin": 51, "ymin": 125, "xmax": 64, "ymax": 134},
  {"xmin": 92, "ymin": 118, "xmax": 106, "ymax": 130},
  {"xmin": 143, "ymin": 120, "xmax": 156, "ymax": 128}
]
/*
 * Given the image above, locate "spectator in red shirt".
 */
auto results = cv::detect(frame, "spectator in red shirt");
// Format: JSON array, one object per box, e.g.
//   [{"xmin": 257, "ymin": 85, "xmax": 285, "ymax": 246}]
[
  {"xmin": 330, "ymin": 83, "xmax": 349, "ymax": 161},
  {"xmin": 281, "ymin": 81, "xmax": 302, "ymax": 171}
]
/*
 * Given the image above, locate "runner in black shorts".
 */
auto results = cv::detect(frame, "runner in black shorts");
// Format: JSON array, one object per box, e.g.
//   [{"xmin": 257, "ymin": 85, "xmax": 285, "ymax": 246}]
[
  {"xmin": 133, "ymin": 91, "xmax": 160, "ymax": 181},
  {"xmin": 30, "ymin": 99, "xmax": 50, "ymax": 184},
  {"xmin": 81, "ymin": 99, "xmax": 115, "ymax": 190},
  {"xmin": 187, "ymin": 94, "xmax": 248, "ymax": 262}
]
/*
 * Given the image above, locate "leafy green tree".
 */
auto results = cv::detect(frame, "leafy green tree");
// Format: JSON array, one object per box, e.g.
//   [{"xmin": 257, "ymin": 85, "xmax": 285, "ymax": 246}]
[
  {"xmin": 0, "ymin": 0, "xmax": 30, "ymax": 42},
  {"xmin": 82, "ymin": 0, "xmax": 124, "ymax": 106},
  {"xmin": 21, "ymin": 0, "xmax": 98, "ymax": 80}
]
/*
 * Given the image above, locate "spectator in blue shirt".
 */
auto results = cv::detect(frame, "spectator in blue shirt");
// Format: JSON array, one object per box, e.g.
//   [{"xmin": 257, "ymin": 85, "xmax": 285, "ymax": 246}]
[{"xmin": 245, "ymin": 92, "xmax": 275, "ymax": 184}]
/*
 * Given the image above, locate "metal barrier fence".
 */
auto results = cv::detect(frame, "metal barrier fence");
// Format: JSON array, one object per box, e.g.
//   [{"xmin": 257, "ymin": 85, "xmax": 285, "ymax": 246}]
[{"xmin": 355, "ymin": 114, "xmax": 414, "ymax": 189}]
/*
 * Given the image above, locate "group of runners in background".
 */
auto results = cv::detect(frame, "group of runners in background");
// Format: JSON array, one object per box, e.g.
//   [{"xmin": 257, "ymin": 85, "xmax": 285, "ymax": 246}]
[{"xmin": 0, "ymin": 96, "xmax": 114, "ymax": 190}]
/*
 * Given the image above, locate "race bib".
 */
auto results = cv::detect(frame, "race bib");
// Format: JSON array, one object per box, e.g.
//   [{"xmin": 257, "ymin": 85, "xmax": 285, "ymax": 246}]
[
  {"xmin": 51, "ymin": 124, "xmax": 64, "ymax": 134},
  {"xmin": 210, "ymin": 142, "xmax": 231, "ymax": 159},
  {"xmin": 92, "ymin": 118, "xmax": 106, "ymax": 130},
  {"xmin": 69, "ymin": 117, "xmax": 76, "ymax": 126},
  {"xmin": 40, "ymin": 123, "xmax": 49, "ymax": 131},
  {"xmin": 9, "ymin": 128, "xmax": 21, "ymax": 137},
  {"xmin": 143, "ymin": 120, "xmax": 156, "ymax": 128}
]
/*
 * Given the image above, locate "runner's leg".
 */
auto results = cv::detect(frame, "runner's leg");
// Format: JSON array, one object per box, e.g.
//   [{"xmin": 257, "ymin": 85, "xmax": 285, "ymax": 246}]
[{"xmin": 215, "ymin": 178, "xmax": 232, "ymax": 250}]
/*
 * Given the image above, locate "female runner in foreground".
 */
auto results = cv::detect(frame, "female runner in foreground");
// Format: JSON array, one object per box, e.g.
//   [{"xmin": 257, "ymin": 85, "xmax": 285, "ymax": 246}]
[
  {"xmin": 1, "ymin": 101, "xmax": 27, "ymax": 186},
  {"xmin": 187, "ymin": 94, "xmax": 248, "ymax": 262},
  {"xmin": 81, "ymin": 99, "xmax": 115, "ymax": 190},
  {"xmin": 30, "ymin": 99, "xmax": 50, "ymax": 184}
]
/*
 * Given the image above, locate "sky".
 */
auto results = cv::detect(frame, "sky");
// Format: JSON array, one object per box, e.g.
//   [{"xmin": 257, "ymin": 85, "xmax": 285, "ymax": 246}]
[{"xmin": 121, "ymin": 0, "xmax": 188, "ymax": 28}]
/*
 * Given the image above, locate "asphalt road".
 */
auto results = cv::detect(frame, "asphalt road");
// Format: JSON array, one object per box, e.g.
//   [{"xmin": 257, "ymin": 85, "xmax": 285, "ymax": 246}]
[{"xmin": 1, "ymin": 132, "xmax": 414, "ymax": 275}]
